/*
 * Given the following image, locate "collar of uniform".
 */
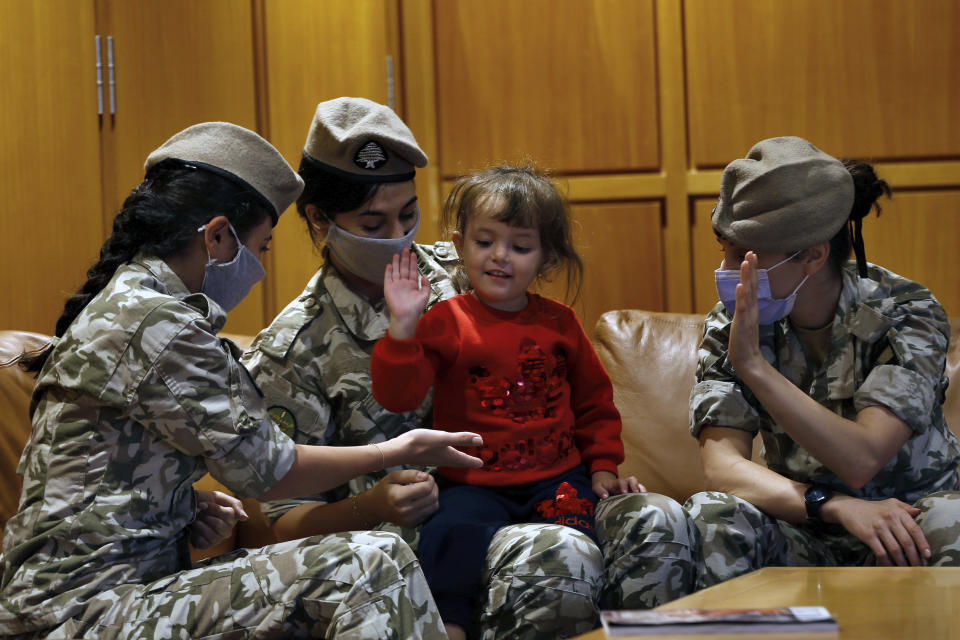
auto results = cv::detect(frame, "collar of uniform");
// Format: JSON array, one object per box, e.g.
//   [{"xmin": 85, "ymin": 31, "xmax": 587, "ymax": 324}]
[
  {"xmin": 321, "ymin": 263, "xmax": 390, "ymax": 342},
  {"xmin": 129, "ymin": 251, "xmax": 193, "ymax": 299},
  {"xmin": 129, "ymin": 251, "xmax": 228, "ymax": 333},
  {"xmin": 412, "ymin": 242, "xmax": 463, "ymax": 307}
]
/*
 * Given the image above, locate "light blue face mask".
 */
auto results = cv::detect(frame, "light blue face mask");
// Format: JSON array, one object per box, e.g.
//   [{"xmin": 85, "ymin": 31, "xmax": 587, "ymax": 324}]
[
  {"xmin": 197, "ymin": 223, "xmax": 265, "ymax": 312},
  {"xmin": 714, "ymin": 251, "xmax": 808, "ymax": 325}
]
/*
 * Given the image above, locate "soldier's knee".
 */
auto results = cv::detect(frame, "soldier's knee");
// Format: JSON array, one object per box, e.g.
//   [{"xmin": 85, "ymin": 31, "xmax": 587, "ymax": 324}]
[
  {"xmin": 488, "ymin": 524, "xmax": 603, "ymax": 583},
  {"xmin": 685, "ymin": 490, "xmax": 743, "ymax": 522},
  {"xmin": 354, "ymin": 530, "xmax": 418, "ymax": 568},
  {"xmin": 598, "ymin": 493, "xmax": 692, "ymax": 542},
  {"xmin": 913, "ymin": 491, "xmax": 960, "ymax": 564}
]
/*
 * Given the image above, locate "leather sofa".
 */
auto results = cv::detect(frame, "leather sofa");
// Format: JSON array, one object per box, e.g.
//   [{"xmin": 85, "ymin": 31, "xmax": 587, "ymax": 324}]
[{"xmin": 4, "ymin": 310, "xmax": 960, "ymax": 561}]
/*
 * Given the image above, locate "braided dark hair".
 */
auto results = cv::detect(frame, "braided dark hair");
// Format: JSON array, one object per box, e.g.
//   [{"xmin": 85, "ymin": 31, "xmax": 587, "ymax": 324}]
[
  {"xmin": 21, "ymin": 159, "xmax": 271, "ymax": 373},
  {"xmin": 826, "ymin": 159, "xmax": 891, "ymax": 275},
  {"xmin": 296, "ymin": 155, "xmax": 382, "ymax": 249}
]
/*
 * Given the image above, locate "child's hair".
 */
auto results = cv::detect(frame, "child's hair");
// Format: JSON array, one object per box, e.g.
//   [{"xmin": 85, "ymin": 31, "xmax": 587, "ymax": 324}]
[{"xmin": 440, "ymin": 165, "xmax": 584, "ymax": 303}]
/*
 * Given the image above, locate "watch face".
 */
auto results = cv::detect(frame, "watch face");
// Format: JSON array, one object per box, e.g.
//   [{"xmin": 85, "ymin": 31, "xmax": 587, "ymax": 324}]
[{"xmin": 806, "ymin": 486, "xmax": 829, "ymax": 503}]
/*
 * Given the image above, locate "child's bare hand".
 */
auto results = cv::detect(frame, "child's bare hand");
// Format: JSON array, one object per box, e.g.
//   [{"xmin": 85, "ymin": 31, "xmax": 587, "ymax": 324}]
[
  {"xmin": 384, "ymin": 248, "xmax": 430, "ymax": 340},
  {"xmin": 591, "ymin": 470, "xmax": 645, "ymax": 499}
]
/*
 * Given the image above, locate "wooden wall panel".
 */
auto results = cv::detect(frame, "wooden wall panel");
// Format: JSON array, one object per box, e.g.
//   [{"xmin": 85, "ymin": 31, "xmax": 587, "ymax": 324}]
[
  {"xmin": 434, "ymin": 0, "xmax": 660, "ymax": 176},
  {"xmin": 0, "ymin": 0, "xmax": 104, "ymax": 332},
  {"xmin": 537, "ymin": 201, "xmax": 664, "ymax": 333},
  {"xmin": 691, "ymin": 198, "xmax": 723, "ymax": 315},
  {"xmin": 261, "ymin": 0, "xmax": 398, "ymax": 317},
  {"xmin": 685, "ymin": 0, "xmax": 960, "ymax": 168},
  {"xmin": 860, "ymin": 190, "xmax": 960, "ymax": 317}
]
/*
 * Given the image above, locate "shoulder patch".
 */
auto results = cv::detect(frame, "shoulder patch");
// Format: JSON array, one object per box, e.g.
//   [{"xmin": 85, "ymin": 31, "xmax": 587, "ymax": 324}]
[{"xmin": 269, "ymin": 405, "xmax": 298, "ymax": 440}]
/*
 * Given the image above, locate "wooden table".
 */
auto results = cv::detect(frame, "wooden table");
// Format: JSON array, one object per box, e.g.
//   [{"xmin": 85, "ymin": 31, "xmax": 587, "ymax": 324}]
[{"xmin": 576, "ymin": 566, "xmax": 960, "ymax": 639}]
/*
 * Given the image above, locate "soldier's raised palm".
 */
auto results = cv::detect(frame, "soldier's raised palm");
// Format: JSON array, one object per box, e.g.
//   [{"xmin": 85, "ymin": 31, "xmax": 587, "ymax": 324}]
[{"xmin": 384, "ymin": 248, "xmax": 430, "ymax": 340}]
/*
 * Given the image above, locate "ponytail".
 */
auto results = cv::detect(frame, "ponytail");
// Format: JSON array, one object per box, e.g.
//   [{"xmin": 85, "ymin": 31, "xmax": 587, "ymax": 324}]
[
  {"xmin": 20, "ymin": 159, "xmax": 271, "ymax": 374},
  {"xmin": 827, "ymin": 159, "xmax": 891, "ymax": 276}
]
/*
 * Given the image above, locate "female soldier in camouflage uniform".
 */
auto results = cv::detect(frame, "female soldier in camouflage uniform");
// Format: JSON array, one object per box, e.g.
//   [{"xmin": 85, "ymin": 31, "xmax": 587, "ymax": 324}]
[
  {"xmin": 0, "ymin": 122, "xmax": 484, "ymax": 639},
  {"xmin": 243, "ymin": 98, "xmax": 699, "ymax": 639},
  {"xmin": 687, "ymin": 136, "xmax": 960, "ymax": 587}
]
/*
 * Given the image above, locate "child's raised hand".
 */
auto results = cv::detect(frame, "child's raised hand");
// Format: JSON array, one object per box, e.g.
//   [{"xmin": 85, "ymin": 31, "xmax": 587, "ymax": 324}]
[
  {"xmin": 384, "ymin": 248, "xmax": 430, "ymax": 340},
  {"xmin": 591, "ymin": 470, "xmax": 646, "ymax": 500}
]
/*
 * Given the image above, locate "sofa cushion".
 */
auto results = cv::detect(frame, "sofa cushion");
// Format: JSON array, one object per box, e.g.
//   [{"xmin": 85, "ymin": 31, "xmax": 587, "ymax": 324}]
[{"xmin": 0, "ymin": 331, "xmax": 49, "ymax": 541}]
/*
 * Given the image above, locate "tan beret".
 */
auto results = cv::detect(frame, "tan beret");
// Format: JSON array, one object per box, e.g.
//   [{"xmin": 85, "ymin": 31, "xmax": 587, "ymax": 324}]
[
  {"xmin": 712, "ymin": 136, "xmax": 854, "ymax": 253},
  {"xmin": 144, "ymin": 122, "xmax": 304, "ymax": 224},
  {"xmin": 302, "ymin": 97, "xmax": 427, "ymax": 183}
]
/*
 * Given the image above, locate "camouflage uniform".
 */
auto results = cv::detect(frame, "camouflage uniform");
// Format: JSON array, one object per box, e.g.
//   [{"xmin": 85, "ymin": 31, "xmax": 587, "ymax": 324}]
[
  {"xmin": 244, "ymin": 243, "xmax": 698, "ymax": 637},
  {"xmin": 0, "ymin": 253, "xmax": 446, "ymax": 639},
  {"xmin": 688, "ymin": 262, "xmax": 960, "ymax": 586}
]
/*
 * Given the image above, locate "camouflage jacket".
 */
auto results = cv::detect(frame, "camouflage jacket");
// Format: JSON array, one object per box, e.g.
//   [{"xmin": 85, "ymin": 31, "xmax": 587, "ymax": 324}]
[
  {"xmin": 0, "ymin": 253, "xmax": 295, "ymax": 634},
  {"xmin": 691, "ymin": 262, "xmax": 960, "ymax": 504},
  {"xmin": 242, "ymin": 242, "xmax": 464, "ymax": 522}
]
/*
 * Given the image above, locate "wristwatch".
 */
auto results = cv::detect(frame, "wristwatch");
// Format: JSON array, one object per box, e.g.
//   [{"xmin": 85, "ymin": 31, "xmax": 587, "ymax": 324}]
[{"xmin": 804, "ymin": 483, "xmax": 835, "ymax": 523}]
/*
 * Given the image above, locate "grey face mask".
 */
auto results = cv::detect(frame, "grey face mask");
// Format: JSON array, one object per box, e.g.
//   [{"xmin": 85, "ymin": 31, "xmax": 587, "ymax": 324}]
[
  {"xmin": 324, "ymin": 213, "xmax": 420, "ymax": 285},
  {"xmin": 197, "ymin": 223, "xmax": 265, "ymax": 311}
]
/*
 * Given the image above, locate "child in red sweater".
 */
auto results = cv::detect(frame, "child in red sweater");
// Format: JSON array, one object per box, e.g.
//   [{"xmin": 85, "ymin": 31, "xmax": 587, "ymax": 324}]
[{"xmin": 371, "ymin": 165, "xmax": 642, "ymax": 639}]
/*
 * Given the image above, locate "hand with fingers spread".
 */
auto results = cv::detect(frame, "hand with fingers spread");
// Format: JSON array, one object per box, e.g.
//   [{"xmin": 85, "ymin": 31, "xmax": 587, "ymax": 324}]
[
  {"xmin": 365, "ymin": 469, "xmax": 440, "ymax": 528},
  {"xmin": 824, "ymin": 494, "xmax": 931, "ymax": 566},
  {"xmin": 591, "ymin": 470, "xmax": 646, "ymax": 500},
  {"xmin": 384, "ymin": 247, "xmax": 431, "ymax": 340},
  {"xmin": 382, "ymin": 428, "xmax": 485, "ymax": 469},
  {"xmin": 728, "ymin": 251, "xmax": 766, "ymax": 377},
  {"xmin": 191, "ymin": 490, "xmax": 249, "ymax": 550}
]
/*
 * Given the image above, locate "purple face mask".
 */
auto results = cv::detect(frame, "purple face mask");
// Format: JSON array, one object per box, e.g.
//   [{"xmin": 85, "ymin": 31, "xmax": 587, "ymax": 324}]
[{"xmin": 714, "ymin": 251, "xmax": 808, "ymax": 324}]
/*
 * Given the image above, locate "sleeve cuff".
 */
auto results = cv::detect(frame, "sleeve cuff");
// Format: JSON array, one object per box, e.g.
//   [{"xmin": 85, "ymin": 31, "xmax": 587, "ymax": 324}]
[
  {"xmin": 855, "ymin": 364, "xmax": 936, "ymax": 433},
  {"xmin": 589, "ymin": 459, "xmax": 621, "ymax": 476},
  {"xmin": 689, "ymin": 379, "xmax": 761, "ymax": 438}
]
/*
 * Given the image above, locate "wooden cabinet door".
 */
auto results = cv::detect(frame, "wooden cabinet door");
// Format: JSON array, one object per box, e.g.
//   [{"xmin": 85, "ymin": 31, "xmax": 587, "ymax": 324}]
[
  {"xmin": 537, "ymin": 201, "xmax": 664, "ymax": 333},
  {"xmin": 97, "ymin": 0, "xmax": 262, "ymax": 334},
  {"xmin": 0, "ymin": 0, "xmax": 106, "ymax": 332},
  {"xmin": 259, "ymin": 0, "xmax": 400, "ymax": 316},
  {"xmin": 433, "ymin": 0, "xmax": 660, "ymax": 177}
]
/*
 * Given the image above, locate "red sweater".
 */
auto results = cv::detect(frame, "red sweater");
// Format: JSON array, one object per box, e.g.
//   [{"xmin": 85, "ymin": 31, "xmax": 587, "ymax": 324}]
[{"xmin": 371, "ymin": 293, "xmax": 623, "ymax": 486}]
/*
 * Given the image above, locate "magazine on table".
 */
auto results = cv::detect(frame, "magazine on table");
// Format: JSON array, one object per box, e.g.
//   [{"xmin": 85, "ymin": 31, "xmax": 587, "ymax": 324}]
[{"xmin": 600, "ymin": 606, "xmax": 838, "ymax": 635}]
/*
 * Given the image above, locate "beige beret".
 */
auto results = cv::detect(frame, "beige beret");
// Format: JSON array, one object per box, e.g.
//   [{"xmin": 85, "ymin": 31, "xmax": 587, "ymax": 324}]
[
  {"xmin": 712, "ymin": 136, "xmax": 854, "ymax": 253},
  {"xmin": 302, "ymin": 97, "xmax": 427, "ymax": 183},
  {"xmin": 144, "ymin": 122, "xmax": 304, "ymax": 224}
]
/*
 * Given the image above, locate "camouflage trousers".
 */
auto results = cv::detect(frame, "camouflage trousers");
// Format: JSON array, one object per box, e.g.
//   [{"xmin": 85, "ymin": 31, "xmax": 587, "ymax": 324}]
[
  {"xmin": 686, "ymin": 490, "xmax": 960, "ymax": 588},
  {"xmin": 43, "ymin": 531, "xmax": 446, "ymax": 640},
  {"xmin": 379, "ymin": 492, "xmax": 698, "ymax": 639}
]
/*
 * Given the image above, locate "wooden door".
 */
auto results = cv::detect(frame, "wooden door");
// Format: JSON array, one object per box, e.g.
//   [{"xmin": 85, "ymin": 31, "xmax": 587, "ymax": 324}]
[
  {"xmin": 259, "ymin": 0, "xmax": 401, "ymax": 317},
  {"xmin": 429, "ymin": 0, "xmax": 666, "ymax": 325},
  {"xmin": 0, "ymin": 0, "xmax": 106, "ymax": 333},
  {"xmin": 538, "ymin": 201, "xmax": 664, "ymax": 333},
  {"xmin": 433, "ymin": 0, "xmax": 659, "ymax": 176},
  {"xmin": 97, "ymin": 0, "xmax": 262, "ymax": 334}
]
